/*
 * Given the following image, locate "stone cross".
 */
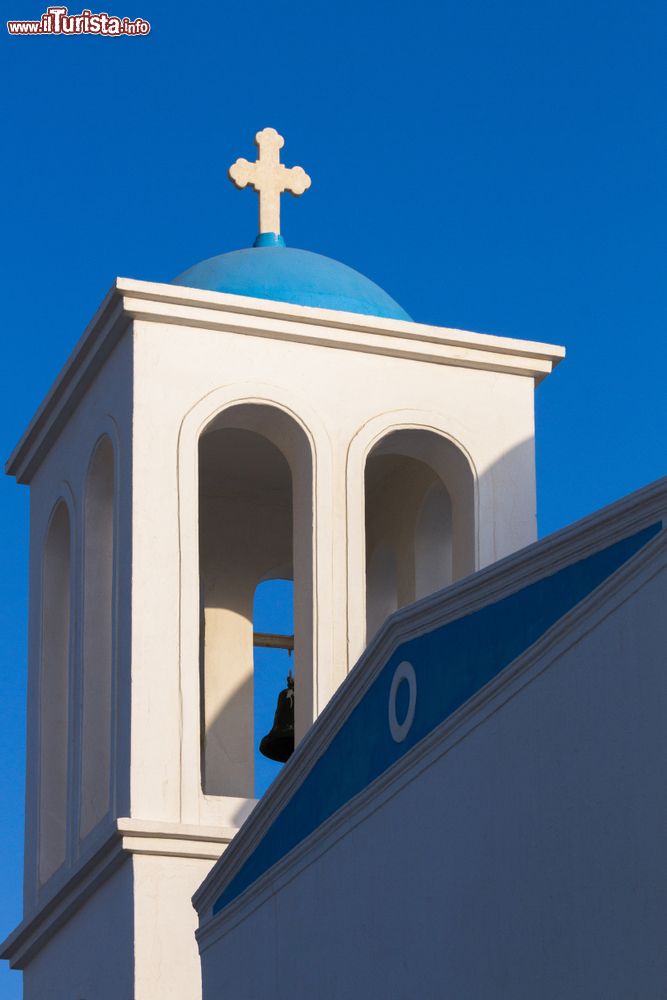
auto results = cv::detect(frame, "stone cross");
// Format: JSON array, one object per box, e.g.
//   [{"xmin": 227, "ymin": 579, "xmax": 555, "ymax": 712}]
[{"xmin": 228, "ymin": 128, "xmax": 311, "ymax": 237}]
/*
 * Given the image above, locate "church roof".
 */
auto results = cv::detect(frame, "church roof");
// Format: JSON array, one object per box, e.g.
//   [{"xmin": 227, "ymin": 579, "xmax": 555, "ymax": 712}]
[
  {"xmin": 171, "ymin": 245, "xmax": 412, "ymax": 321},
  {"xmin": 192, "ymin": 479, "xmax": 667, "ymax": 924}
]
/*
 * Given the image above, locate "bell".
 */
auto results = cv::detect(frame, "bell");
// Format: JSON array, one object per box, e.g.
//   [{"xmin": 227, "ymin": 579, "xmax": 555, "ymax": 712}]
[{"xmin": 259, "ymin": 672, "xmax": 294, "ymax": 763}]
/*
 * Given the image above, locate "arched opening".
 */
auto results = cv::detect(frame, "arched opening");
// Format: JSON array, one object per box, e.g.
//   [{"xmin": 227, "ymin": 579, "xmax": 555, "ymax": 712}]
[
  {"xmin": 40, "ymin": 500, "xmax": 71, "ymax": 883},
  {"xmin": 365, "ymin": 429, "xmax": 475, "ymax": 642},
  {"xmin": 80, "ymin": 436, "xmax": 115, "ymax": 839},
  {"xmin": 198, "ymin": 404, "xmax": 313, "ymax": 798}
]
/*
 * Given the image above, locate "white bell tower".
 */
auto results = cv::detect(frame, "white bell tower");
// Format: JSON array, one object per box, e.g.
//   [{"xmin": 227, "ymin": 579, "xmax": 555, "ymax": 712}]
[{"xmin": 1, "ymin": 129, "xmax": 564, "ymax": 998}]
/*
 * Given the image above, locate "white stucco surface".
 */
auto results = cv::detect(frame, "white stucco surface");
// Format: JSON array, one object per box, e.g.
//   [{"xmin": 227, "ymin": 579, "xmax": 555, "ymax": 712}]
[
  {"xmin": 23, "ymin": 860, "xmax": 134, "ymax": 1000},
  {"xmin": 22, "ymin": 331, "xmax": 134, "ymax": 916},
  {"xmin": 133, "ymin": 855, "xmax": 214, "ymax": 1000},
  {"xmin": 198, "ymin": 517, "xmax": 667, "ymax": 999},
  {"xmin": 1, "ymin": 279, "xmax": 563, "ymax": 997},
  {"xmin": 21, "ymin": 853, "xmax": 215, "ymax": 1000}
]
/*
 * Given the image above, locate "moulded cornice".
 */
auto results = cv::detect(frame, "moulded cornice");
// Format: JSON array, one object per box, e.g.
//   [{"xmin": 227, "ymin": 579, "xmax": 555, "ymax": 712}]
[
  {"xmin": 5, "ymin": 277, "xmax": 565, "ymax": 484},
  {"xmin": 0, "ymin": 818, "xmax": 237, "ymax": 970}
]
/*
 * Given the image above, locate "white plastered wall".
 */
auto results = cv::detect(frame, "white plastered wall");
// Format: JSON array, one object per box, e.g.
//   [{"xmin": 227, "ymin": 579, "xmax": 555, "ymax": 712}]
[
  {"xmin": 6, "ymin": 283, "xmax": 554, "ymax": 1000},
  {"xmin": 198, "ymin": 539, "xmax": 667, "ymax": 1000},
  {"xmin": 129, "ymin": 315, "xmax": 538, "ymax": 832},
  {"xmin": 133, "ymin": 854, "xmax": 214, "ymax": 1000},
  {"xmin": 22, "ymin": 332, "xmax": 133, "ymax": 918},
  {"xmin": 23, "ymin": 860, "xmax": 135, "ymax": 1000},
  {"xmin": 22, "ymin": 854, "xmax": 214, "ymax": 1000}
]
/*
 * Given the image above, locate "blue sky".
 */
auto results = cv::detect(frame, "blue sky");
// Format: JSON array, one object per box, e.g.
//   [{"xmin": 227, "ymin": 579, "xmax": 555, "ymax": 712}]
[{"xmin": 1, "ymin": 0, "xmax": 666, "ymax": 993}]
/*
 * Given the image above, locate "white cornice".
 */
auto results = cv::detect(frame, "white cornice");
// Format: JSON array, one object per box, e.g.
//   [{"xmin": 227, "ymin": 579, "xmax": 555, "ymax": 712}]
[
  {"xmin": 0, "ymin": 818, "xmax": 237, "ymax": 970},
  {"xmin": 192, "ymin": 477, "xmax": 666, "ymax": 918},
  {"xmin": 5, "ymin": 277, "xmax": 565, "ymax": 484}
]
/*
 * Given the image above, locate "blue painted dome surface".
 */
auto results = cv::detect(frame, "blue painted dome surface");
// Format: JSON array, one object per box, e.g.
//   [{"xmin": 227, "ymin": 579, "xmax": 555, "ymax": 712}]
[{"xmin": 172, "ymin": 246, "xmax": 411, "ymax": 322}]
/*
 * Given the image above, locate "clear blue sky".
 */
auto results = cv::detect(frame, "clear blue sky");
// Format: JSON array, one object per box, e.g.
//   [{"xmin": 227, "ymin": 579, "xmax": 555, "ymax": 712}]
[{"xmin": 1, "ymin": 0, "xmax": 665, "ymax": 993}]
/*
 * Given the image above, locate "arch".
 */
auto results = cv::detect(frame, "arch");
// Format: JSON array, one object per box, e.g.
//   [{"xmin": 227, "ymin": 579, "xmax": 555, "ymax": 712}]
[
  {"xmin": 39, "ymin": 499, "xmax": 72, "ymax": 883},
  {"xmin": 196, "ymin": 402, "xmax": 314, "ymax": 798},
  {"xmin": 177, "ymin": 384, "xmax": 330, "ymax": 822},
  {"xmin": 352, "ymin": 416, "xmax": 477, "ymax": 646},
  {"xmin": 80, "ymin": 435, "xmax": 115, "ymax": 839}
]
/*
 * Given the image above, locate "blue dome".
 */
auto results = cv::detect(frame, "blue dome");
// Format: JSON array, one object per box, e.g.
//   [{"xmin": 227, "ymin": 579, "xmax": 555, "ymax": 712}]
[{"xmin": 172, "ymin": 246, "xmax": 411, "ymax": 322}]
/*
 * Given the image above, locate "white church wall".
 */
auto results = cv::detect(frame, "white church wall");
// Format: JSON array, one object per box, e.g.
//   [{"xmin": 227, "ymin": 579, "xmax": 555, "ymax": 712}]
[
  {"xmin": 129, "ymin": 297, "xmax": 542, "ymax": 831},
  {"xmin": 23, "ymin": 859, "xmax": 135, "ymax": 1000},
  {"xmin": 20, "ymin": 852, "xmax": 211, "ymax": 1000},
  {"xmin": 22, "ymin": 332, "xmax": 133, "ymax": 916},
  {"xmin": 199, "ymin": 529, "xmax": 667, "ymax": 1000},
  {"xmin": 133, "ymin": 854, "xmax": 214, "ymax": 1000},
  {"xmin": 2, "ymin": 278, "xmax": 563, "ymax": 997},
  {"xmin": 196, "ymin": 483, "xmax": 666, "ymax": 1000}
]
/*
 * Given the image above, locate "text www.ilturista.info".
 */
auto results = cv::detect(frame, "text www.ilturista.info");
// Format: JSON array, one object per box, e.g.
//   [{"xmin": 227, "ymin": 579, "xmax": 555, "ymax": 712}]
[{"xmin": 7, "ymin": 6, "xmax": 150, "ymax": 35}]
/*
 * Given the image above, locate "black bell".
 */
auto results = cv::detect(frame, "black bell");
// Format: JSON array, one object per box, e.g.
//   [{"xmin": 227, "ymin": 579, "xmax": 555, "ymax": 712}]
[{"xmin": 259, "ymin": 672, "xmax": 294, "ymax": 763}]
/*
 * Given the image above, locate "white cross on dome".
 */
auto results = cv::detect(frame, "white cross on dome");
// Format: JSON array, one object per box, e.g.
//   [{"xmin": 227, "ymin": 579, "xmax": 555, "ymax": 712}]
[{"xmin": 228, "ymin": 127, "xmax": 311, "ymax": 244}]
